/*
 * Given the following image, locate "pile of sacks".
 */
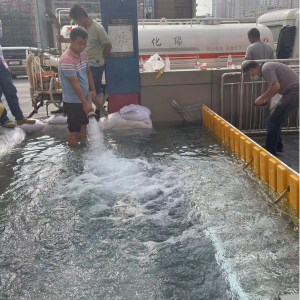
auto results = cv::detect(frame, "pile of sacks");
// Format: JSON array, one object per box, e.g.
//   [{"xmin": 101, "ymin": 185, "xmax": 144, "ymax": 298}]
[
  {"xmin": 45, "ymin": 104, "xmax": 152, "ymax": 131},
  {"xmin": 99, "ymin": 104, "xmax": 152, "ymax": 131}
]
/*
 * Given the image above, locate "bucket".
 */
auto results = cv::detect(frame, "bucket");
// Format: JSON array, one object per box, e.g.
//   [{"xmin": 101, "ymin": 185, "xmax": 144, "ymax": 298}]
[{"xmin": 171, "ymin": 100, "xmax": 203, "ymax": 123}]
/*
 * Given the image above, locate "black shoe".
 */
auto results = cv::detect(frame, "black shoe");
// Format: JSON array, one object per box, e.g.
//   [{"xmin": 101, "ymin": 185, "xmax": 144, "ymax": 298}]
[
  {"xmin": 261, "ymin": 146, "xmax": 276, "ymax": 155},
  {"xmin": 261, "ymin": 144, "xmax": 283, "ymax": 154},
  {"xmin": 51, "ymin": 107, "xmax": 63, "ymax": 114}
]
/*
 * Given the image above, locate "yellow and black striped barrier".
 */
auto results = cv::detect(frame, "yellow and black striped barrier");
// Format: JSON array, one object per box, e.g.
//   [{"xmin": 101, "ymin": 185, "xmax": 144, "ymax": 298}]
[{"xmin": 202, "ymin": 106, "xmax": 299, "ymax": 214}]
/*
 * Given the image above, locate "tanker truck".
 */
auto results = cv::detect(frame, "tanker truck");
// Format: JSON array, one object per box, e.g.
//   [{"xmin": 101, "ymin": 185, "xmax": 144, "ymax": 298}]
[
  {"xmin": 258, "ymin": 8, "xmax": 299, "ymax": 60},
  {"xmin": 61, "ymin": 19, "xmax": 273, "ymax": 69}
]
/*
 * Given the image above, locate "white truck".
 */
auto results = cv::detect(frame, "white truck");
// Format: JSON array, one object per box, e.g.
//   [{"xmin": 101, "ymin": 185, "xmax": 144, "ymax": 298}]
[
  {"xmin": 258, "ymin": 8, "xmax": 299, "ymax": 59},
  {"xmin": 61, "ymin": 19, "xmax": 273, "ymax": 68}
]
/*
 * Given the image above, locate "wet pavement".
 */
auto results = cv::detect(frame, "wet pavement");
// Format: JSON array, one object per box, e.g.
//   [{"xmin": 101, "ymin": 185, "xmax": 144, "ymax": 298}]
[
  {"xmin": 13, "ymin": 77, "xmax": 51, "ymax": 119},
  {"xmin": 251, "ymin": 134, "xmax": 299, "ymax": 173}
]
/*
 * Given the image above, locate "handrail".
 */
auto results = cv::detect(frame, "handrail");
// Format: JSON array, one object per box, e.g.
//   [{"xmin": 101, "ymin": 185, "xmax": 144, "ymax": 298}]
[
  {"xmin": 217, "ymin": 55, "xmax": 245, "ymax": 63},
  {"xmin": 58, "ymin": 9, "xmax": 70, "ymax": 24},
  {"xmin": 220, "ymin": 72, "xmax": 240, "ymax": 117},
  {"xmin": 220, "ymin": 20, "xmax": 240, "ymax": 24},
  {"xmin": 55, "ymin": 8, "xmax": 69, "ymax": 18}
]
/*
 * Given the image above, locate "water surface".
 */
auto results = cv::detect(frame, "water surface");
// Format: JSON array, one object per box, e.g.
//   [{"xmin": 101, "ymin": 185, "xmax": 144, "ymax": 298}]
[{"xmin": 0, "ymin": 122, "xmax": 298, "ymax": 300}]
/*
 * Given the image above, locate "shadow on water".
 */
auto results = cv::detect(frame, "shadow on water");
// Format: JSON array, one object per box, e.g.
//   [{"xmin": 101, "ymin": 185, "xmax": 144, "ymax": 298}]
[{"xmin": 0, "ymin": 122, "xmax": 298, "ymax": 300}]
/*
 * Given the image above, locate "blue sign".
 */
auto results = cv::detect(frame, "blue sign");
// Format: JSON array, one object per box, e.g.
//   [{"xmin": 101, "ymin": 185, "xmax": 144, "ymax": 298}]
[{"xmin": 100, "ymin": 0, "xmax": 140, "ymax": 94}]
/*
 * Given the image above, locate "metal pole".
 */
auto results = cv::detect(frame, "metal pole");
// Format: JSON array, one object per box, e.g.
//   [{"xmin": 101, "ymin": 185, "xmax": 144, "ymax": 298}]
[
  {"xmin": 230, "ymin": 85, "xmax": 234, "ymax": 124},
  {"xmin": 220, "ymin": 72, "xmax": 240, "ymax": 118},
  {"xmin": 274, "ymin": 187, "xmax": 290, "ymax": 204},
  {"xmin": 221, "ymin": 74, "xmax": 225, "ymax": 117},
  {"xmin": 243, "ymin": 157, "xmax": 253, "ymax": 170},
  {"xmin": 246, "ymin": 84, "xmax": 249, "ymax": 131},
  {"xmin": 239, "ymin": 71, "xmax": 245, "ymax": 130},
  {"xmin": 250, "ymin": 82, "xmax": 254, "ymax": 131}
]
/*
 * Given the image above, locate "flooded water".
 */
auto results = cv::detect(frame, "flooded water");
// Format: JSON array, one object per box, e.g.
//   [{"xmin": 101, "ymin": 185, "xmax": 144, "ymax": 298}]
[{"xmin": 0, "ymin": 121, "xmax": 298, "ymax": 300}]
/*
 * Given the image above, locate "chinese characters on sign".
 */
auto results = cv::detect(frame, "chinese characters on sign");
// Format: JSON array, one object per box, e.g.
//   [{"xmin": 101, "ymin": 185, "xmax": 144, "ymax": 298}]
[
  {"xmin": 151, "ymin": 36, "xmax": 184, "ymax": 47},
  {"xmin": 107, "ymin": 18, "xmax": 134, "ymax": 57},
  {"xmin": 174, "ymin": 36, "xmax": 183, "ymax": 46},
  {"xmin": 206, "ymin": 46, "xmax": 243, "ymax": 51},
  {"xmin": 152, "ymin": 37, "xmax": 161, "ymax": 46}
]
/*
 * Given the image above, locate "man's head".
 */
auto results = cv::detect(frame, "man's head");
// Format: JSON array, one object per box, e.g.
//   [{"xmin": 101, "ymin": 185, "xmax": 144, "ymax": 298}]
[
  {"xmin": 247, "ymin": 28, "xmax": 261, "ymax": 44},
  {"xmin": 69, "ymin": 5, "xmax": 89, "ymax": 27},
  {"xmin": 242, "ymin": 61, "xmax": 262, "ymax": 80},
  {"xmin": 69, "ymin": 27, "xmax": 88, "ymax": 54}
]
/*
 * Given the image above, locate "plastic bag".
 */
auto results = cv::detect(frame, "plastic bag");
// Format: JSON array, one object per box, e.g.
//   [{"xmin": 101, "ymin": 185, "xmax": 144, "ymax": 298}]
[
  {"xmin": 98, "ymin": 112, "xmax": 152, "ymax": 131},
  {"xmin": 270, "ymin": 94, "xmax": 282, "ymax": 109},
  {"xmin": 143, "ymin": 53, "xmax": 165, "ymax": 72},
  {"xmin": 120, "ymin": 105, "xmax": 151, "ymax": 124}
]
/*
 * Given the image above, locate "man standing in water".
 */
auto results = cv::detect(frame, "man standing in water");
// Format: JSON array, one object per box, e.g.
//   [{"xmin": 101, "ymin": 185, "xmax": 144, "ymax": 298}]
[
  {"xmin": 57, "ymin": 5, "xmax": 112, "ymax": 116},
  {"xmin": 242, "ymin": 61, "xmax": 299, "ymax": 155},
  {"xmin": 245, "ymin": 28, "xmax": 274, "ymax": 60},
  {"xmin": 59, "ymin": 27, "xmax": 95, "ymax": 146}
]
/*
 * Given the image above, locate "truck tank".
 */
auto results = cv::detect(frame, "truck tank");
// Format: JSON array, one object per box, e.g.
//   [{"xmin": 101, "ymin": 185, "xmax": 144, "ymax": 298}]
[{"xmin": 61, "ymin": 21, "xmax": 273, "ymax": 68}]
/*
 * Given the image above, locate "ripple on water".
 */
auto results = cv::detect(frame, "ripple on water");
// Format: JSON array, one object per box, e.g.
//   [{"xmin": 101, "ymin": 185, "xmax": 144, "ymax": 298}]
[{"xmin": 0, "ymin": 124, "xmax": 298, "ymax": 300}]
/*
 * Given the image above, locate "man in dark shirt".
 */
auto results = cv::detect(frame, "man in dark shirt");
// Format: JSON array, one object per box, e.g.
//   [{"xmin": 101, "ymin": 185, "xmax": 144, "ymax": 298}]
[{"xmin": 242, "ymin": 61, "xmax": 299, "ymax": 155}]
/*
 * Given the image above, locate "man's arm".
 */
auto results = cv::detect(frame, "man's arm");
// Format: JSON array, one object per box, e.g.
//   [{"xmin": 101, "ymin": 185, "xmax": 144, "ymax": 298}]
[
  {"xmin": 254, "ymin": 82, "xmax": 280, "ymax": 105},
  {"xmin": 67, "ymin": 76, "xmax": 93, "ymax": 114},
  {"xmin": 86, "ymin": 67, "xmax": 96, "ymax": 98},
  {"xmin": 103, "ymin": 43, "xmax": 112, "ymax": 58},
  {"xmin": 96, "ymin": 25, "xmax": 111, "ymax": 57}
]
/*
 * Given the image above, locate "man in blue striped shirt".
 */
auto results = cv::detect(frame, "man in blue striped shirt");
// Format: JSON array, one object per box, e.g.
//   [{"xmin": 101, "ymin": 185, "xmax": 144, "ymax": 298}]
[{"xmin": 59, "ymin": 27, "xmax": 95, "ymax": 146}]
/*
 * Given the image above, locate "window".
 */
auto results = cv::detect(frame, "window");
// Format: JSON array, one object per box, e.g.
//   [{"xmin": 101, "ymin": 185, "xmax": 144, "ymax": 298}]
[
  {"xmin": 268, "ymin": 25, "xmax": 284, "ymax": 43},
  {"xmin": 2, "ymin": 49, "xmax": 26, "ymax": 59}
]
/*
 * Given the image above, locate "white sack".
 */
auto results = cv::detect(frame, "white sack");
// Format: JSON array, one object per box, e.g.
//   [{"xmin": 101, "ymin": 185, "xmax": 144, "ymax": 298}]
[
  {"xmin": 19, "ymin": 119, "xmax": 44, "ymax": 133},
  {"xmin": 46, "ymin": 115, "xmax": 68, "ymax": 124},
  {"xmin": 98, "ymin": 112, "xmax": 152, "ymax": 131},
  {"xmin": 120, "ymin": 105, "xmax": 151, "ymax": 124}
]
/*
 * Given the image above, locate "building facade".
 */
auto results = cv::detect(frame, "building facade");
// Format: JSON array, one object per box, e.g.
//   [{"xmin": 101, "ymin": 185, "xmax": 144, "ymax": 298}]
[
  {"xmin": 49, "ymin": 0, "xmax": 101, "ymax": 26},
  {"xmin": 0, "ymin": 0, "xmax": 37, "ymax": 47},
  {"xmin": 155, "ymin": 0, "xmax": 195, "ymax": 19},
  {"xmin": 213, "ymin": 0, "xmax": 298, "ymax": 18}
]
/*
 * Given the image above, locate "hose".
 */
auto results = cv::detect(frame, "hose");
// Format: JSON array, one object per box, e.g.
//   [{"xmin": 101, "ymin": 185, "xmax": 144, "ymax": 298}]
[
  {"xmin": 26, "ymin": 53, "xmax": 35, "ymax": 92},
  {"xmin": 49, "ymin": 77, "xmax": 63, "ymax": 109},
  {"xmin": 27, "ymin": 52, "xmax": 46, "ymax": 92}
]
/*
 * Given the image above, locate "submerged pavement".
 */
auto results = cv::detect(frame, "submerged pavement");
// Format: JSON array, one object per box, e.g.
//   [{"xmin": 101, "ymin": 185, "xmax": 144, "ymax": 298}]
[{"xmin": 3, "ymin": 77, "xmax": 300, "ymax": 173}]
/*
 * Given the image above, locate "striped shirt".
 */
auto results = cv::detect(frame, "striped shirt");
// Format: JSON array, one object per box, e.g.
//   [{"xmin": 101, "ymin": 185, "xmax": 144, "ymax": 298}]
[{"xmin": 59, "ymin": 47, "xmax": 90, "ymax": 104}]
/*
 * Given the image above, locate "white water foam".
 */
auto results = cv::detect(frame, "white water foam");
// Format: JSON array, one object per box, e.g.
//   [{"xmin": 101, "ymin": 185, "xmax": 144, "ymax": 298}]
[
  {"xmin": 0, "ymin": 127, "xmax": 26, "ymax": 157},
  {"xmin": 52, "ymin": 117, "xmax": 184, "ymax": 227},
  {"xmin": 180, "ymin": 158, "xmax": 299, "ymax": 300}
]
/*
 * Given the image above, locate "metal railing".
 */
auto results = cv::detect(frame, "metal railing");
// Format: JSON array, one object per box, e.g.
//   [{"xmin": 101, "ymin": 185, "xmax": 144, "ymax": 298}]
[{"xmin": 220, "ymin": 59, "xmax": 299, "ymax": 133}]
